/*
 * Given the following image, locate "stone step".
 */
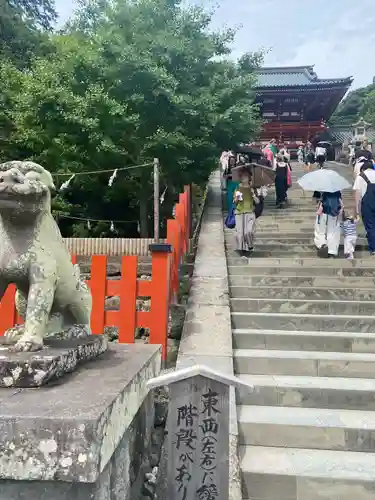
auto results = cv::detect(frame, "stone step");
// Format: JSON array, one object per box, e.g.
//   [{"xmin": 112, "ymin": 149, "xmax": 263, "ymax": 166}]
[
  {"xmin": 228, "ymin": 243, "xmax": 369, "ymax": 253},
  {"xmin": 229, "ymin": 274, "xmax": 375, "ymax": 288},
  {"xmin": 225, "ymin": 244, "xmax": 369, "ymax": 253},
  {"xmin": 240, "ymin": 445, "xmax": 375, "ymax": 500},
  {"xmin": 230, "ymin": 237, "xmax": 368, "ymax": 246},
  {"xmin": 229, "ymin": 250, "xmax": 371, "ymax": 259},
  {"xmin": 237, "ymin": 231, "xmax": 365, "ymax": 238},
  {"xmin": 254, "ymin": 227, "xmax": 352, "ymax": 234},
  {"xmin": 231, "ymin": 298, "xmax": 375, "ymax": 315},
  {"xmin": 230, "ymin": 285, "xmax": 375, "ymax": 301},
  {"xmin": 228, "ymin": 249, "xmax": 339, "ymax": 257},
  {"xmin": 226, "ymin": 225, "xmax": 315, "ymax": 232},
  {"xmin": 260, "ymin": 211, "xmax": 336, "ymax": 216},
  {"xmin": 277, "ymin": 202, "xmax": 356, "ymax": 207},
  {"xmin": 229, "ymin": 257, "xmax": 375, "ymax": 268},
  {"xmin": 263, "ymin": 204, "xmax": 355, "ymax": 211},
  {"xmin": 226, "ymin": 256, "xmax": 372, "ymax": 266},
  {"xmin": 231, "ymin": 311, "xmax": 375, "ymax": 333},
  {"xmin": 236, "ymin": 373, "xmax": 375, "ymax": 410},
  {"xmin": 263, "ymin": 211, "xmax": 356, "ymax": 218},
  {"xmin": 227, "ymin": 265, "xmax": 375, "ymax": 277},
  {"xmin": 238, "ymin": 405, "xmax": 375, "ymax": 452},
  {"xmin": 234, "ymin": 348, "xmax": 375, "ymax": 378},
  {"xmin": 233, "ymin": 328, "xmax": 375, "ymax": 352},
  {"xmin": 224, "ymin": 214, "xmax": 329, "ymax": 220},
  {"xmin": 281, "ymin": 197, "xmax": 355, "ymax": 202},
  {"xmin": 230, "ymin": 224, "xmax": 314, "ymax": 230}
]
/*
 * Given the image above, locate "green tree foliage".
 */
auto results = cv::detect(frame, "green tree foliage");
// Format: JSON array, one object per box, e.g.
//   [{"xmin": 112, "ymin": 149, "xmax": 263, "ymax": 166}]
[
  {"xmin": 364, "ymin": 90, "xmax": 375, "ymax": 127},
  {"xmin": 2, "ymin": 0, "xmax": 262, "ymax": 236},
  {"xmin": 330, "ymin": 81, "xmax": 375, "ymax": 126},
  {"xmin": 0, "ymin": 0, "xmax": 56, "ymax": 67}
]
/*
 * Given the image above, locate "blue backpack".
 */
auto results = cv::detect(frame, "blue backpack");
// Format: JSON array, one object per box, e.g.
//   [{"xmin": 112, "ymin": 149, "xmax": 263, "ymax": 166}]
[
  {"xmin": 225, "ymin": 205, "xmax": 236, "ymax": 229},
  {"xmin": 322, "ymin": 193, "xmax": 342, "ymax": 217}
]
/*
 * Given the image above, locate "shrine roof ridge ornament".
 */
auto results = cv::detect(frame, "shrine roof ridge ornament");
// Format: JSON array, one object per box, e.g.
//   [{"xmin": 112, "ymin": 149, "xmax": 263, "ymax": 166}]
[
  {"xmin": 254, "ymin": 65, "xmax": 353, "ymax": 89},
  {"xmin": 146, "ymin": 364, "xmax": 255, "ymax": 391}
]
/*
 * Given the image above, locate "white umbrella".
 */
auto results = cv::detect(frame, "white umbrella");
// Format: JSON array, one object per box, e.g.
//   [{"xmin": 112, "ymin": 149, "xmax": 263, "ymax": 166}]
[{"xmin": 297, "ymin": 169, "xmax": 350, "ymax": 193}]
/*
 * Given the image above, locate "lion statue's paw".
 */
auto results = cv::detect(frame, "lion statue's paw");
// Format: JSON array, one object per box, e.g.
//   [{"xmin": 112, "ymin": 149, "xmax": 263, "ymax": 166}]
[{"xmin": 9, "ymin": 335, "xmax": 44, "ymax": 352}]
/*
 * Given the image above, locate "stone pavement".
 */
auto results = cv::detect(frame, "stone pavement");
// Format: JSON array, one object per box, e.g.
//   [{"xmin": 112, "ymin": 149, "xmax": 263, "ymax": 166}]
[{"xmin": 226, "ymin": 162, "xmax": 375, "ymax": 500}]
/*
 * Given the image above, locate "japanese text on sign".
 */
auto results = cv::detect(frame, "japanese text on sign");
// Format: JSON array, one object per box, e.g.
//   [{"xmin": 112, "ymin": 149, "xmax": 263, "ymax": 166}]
[
  {"xmin": 197, "ymin": 388, "xmax": 220, "ymax": 500},
  {"xmin": 174, "ymin": 387, "xmax": 221, "ymax": 500},
  {"xmin": 175, "ymin": 403, "xmax": 198, "ymax": 499}
]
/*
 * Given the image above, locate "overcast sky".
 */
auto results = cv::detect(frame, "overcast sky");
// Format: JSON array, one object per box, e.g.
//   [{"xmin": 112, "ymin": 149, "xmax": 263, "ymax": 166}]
[{"xmin": 55, "ymin": 0, "xmax": 375, "ymax": 89}]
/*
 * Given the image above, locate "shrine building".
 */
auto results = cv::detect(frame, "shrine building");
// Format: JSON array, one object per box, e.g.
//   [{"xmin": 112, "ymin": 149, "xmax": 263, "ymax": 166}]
[{"xmin": 254, "ymin": 66, "xmax": 353, "ymax": 148}]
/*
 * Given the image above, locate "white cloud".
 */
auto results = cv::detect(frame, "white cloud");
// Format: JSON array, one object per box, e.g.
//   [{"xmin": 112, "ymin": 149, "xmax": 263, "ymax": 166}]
[
  {"xmin": 55, "ymin": 0, "xmax": 375, "ymax": 88},
  {"xmin": 203, "ymin": 0, "xmax": 375, "ymax": 89},
  {"xmin": 271, "ymin": 1, "xmax": 375, "ymax": 88}
]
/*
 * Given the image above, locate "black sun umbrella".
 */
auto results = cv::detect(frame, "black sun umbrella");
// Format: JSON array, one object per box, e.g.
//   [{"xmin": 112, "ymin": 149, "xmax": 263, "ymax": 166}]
[{"xmin": 317, "ymin": 141, "xmax": 332, "ymax": 147}]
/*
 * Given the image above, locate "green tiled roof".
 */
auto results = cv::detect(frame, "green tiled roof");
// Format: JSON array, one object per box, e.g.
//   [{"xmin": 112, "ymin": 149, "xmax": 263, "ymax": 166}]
[
  {"xmin": 329, "ymin": 129, "xmax": 352, "ymax": 143},
  {"xmin": 328, "ymin": 127, "xmax": 375, "ymax": 144},
  {"xmin": 255, "ymin": 66, "xmax": 352, "ymax": 89}
]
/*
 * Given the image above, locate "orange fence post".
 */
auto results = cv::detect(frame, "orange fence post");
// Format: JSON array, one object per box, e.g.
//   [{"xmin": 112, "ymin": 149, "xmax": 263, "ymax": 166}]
[
  {"xmin": 184, "ymin": 184, "xmax": 191, "ymax": 240},
  {"xmin": 148, "ymin": 243, "xmax": 171, "ymax": 361},
  {"xmin": 180, "ymin": 191, "xmax": 188, "ymax": 251},
  {"xmin": 89, "ymin": 255, "xmax": 107, "ymax": 334},
  {"xmin": 175, "ymin": 202, "xmax": 186, "ymax": 254},
  {"xmin": 117, "ymin": 255, "xmax": 137, "ymax": 343},
  {"xmin": 167, "ymin": 218, "xmax": 181, "ymax": 300}
]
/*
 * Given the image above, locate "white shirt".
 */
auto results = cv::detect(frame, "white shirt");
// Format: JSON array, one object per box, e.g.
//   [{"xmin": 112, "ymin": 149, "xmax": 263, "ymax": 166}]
[
  {"xmin": 353, "ymin": 158, "xmax": 366, "ymax": 177},
  {"xmin": 315, "ymin": 147, "xmax": 326, "ymax": 157},
  {"xmin": 353, "ymin": 169, "xmax": 375, "ymax": 198},
  {"xmin": 220, "ymin": 151, "xmax": 229, "ymax": 170}
]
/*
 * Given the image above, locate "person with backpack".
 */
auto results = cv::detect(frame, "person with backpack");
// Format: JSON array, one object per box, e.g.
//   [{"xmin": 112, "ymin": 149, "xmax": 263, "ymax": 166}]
[
  {"xmin": 314, "ymin": 191, "xmax": 343, "ymax": 258},
  {"xmin": 353, "ymin": 159, "xmax": 375, "ymax": 255}
]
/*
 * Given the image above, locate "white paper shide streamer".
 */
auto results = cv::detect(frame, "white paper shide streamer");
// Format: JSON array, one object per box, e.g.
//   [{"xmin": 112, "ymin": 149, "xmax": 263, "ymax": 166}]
[
  {"xmin": 110, "ymin": 221, "xmax": 115, "ymax": 232},
  {"xmin": 108, "ymin": 169, "xmax": 118, "ymax": 187},
  {"xmin": 87, "ymin": 220, "xmax": 91, "ymax": 230},
  {"xmin": 60, "ymin": 174, "xmax": 76, "ymax": 191},
  {"xmin": 160, "ymin": 186, "xmax": 167, "ymax": 205}
]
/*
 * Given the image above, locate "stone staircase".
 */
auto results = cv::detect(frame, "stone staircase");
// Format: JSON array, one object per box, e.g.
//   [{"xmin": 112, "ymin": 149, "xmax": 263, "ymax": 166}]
[{"xmin": 225, "ymin": 163, "xmax": 375, "ymax": 500}]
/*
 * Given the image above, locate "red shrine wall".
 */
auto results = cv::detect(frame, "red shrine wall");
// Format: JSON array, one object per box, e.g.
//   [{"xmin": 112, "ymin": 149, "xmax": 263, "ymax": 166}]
[{"xmin": 258, "ymin": 121, "xmax": 328, "ymax": 147}]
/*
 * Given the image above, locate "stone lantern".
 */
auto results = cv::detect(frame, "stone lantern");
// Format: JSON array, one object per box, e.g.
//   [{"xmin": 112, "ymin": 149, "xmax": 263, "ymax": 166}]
[{"xmin": 352, "ymin": 117, "xmax": 371, "ymax": 145}]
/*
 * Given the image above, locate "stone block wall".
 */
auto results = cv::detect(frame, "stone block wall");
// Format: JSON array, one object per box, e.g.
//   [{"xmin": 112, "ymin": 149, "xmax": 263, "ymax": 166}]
[{"xmin": 0, "ymin": 345, "xmax": 161, "ymax": 500}]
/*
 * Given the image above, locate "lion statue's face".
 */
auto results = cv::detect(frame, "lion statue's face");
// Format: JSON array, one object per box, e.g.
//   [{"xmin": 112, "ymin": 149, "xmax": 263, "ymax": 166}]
[{"xmin": 0, "ymin": 161, "xmax": 55, "ymax": 217}]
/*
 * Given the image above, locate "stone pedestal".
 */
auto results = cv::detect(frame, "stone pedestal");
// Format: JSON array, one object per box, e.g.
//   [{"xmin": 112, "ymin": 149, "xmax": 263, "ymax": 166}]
[
  {"xmin": 0, "ymin": 334, "xmax": 108, "ymax": 387},
  {"xmin": 0, "ymin": 344, "xmax": 161, "ymax": 500}
]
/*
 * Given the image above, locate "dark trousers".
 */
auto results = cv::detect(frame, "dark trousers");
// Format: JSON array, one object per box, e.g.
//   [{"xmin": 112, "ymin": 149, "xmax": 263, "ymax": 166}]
[
  {"xmin": 362, "ymin": 199, "xmax": 375, "ymax": 252},
  {"xmin": 316, "ymin": 155, "xmax": 325, "ymax": 168}
]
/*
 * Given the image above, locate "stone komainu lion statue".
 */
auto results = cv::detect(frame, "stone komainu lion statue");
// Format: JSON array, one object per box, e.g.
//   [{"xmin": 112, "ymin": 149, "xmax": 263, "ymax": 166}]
[{"xmin": 0, "ymin": 161, "xmax": 92, "ymax": 352}]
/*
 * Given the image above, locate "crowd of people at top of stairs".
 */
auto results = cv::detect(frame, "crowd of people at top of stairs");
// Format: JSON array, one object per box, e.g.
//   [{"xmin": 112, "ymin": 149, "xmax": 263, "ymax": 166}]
[{"xmin": 220, "ymin": 138, "xmax": 375, "ymax": 261}]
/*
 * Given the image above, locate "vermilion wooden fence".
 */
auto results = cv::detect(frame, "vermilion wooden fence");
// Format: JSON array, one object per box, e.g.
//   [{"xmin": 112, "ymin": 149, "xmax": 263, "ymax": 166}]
[{"xmin": 0, "ymin": 185, "xmax": 191, "ymax": 361}]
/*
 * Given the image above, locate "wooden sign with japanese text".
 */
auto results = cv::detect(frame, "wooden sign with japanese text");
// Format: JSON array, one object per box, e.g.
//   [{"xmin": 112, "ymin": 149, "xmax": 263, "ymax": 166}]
[{"xmin": 167, "ymin": 375, "xmax": 229, "ymax": 500}]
